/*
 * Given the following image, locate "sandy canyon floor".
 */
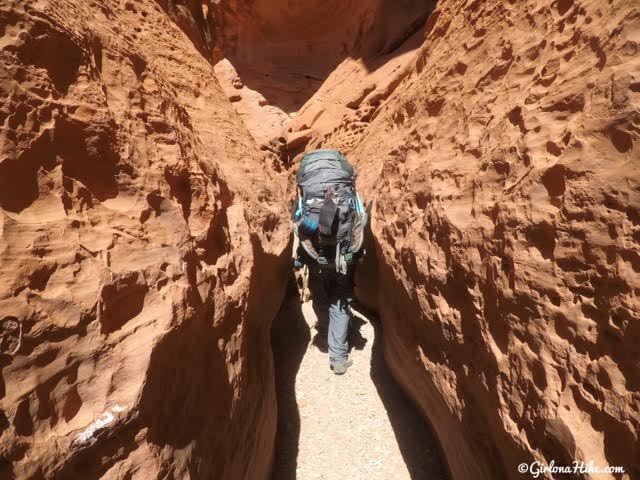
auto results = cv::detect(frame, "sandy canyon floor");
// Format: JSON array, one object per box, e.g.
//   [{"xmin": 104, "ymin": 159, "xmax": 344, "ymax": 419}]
[{"xmin": 271, "ymin": 279, "xmax": 446, "ymax": 480}]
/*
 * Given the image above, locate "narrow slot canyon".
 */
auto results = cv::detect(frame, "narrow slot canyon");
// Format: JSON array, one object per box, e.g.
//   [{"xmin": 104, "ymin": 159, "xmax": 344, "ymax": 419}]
[{"xmin": 1, "ymin": 0, "xmax": 639, "ymax": 479}]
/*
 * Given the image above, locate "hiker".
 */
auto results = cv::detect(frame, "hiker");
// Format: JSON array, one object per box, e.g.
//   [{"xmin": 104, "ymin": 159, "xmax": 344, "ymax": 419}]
[{"xmin": 292, "ymin": 149, "xmax": 367, "ymax": 375}]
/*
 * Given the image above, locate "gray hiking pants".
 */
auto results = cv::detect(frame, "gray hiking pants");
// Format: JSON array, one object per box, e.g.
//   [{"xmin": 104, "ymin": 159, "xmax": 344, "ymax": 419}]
[{"xmin": 308, "ymin": 266, "xmax": 353, "ymax": 364}]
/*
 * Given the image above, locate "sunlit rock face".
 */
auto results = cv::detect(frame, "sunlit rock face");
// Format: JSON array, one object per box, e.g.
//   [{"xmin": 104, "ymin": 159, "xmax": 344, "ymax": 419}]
[
  {"xmin": 350, "ymin": 0, "xmax": 640, "ymax": 478},
  {"xmin": 0, "ymin": 0, "xmax": 290, "ymax": 478}
]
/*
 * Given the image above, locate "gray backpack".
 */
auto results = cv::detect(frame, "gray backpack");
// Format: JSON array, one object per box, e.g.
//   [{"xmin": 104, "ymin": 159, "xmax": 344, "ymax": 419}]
[{"xmin": 293, "ymin": 149, "xmax": 367, "ymax": 272}]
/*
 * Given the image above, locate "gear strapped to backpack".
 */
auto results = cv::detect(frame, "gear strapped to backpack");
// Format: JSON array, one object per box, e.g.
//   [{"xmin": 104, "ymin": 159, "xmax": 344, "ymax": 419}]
[{"xmin": 292, "ymin": 149, "xmax": 367, "ymax": 273}]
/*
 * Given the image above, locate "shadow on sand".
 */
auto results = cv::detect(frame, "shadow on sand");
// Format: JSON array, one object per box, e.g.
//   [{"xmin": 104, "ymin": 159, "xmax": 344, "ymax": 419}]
[
  {"xmin": 271, "ymin": 277, "xmax": 446, "ymax": 479},
  {"xmin": 271, "ymin": 276, "xmax": 310, "ymax": 480},
  {"xmin": 358, "ymin": 302, "xmax": 447, "ymax": 480}
]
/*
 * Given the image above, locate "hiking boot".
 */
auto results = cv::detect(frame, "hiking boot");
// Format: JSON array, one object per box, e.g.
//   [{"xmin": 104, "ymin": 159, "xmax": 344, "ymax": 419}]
[{"xmin": 330, "ymin": 357, "xmax": 353, "ymax": 375}]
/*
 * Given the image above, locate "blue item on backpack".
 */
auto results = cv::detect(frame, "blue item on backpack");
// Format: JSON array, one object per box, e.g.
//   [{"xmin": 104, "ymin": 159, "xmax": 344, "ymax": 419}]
[{"xmin": 299, "ymin": 217, "xmax": 319, "ymax": 236}]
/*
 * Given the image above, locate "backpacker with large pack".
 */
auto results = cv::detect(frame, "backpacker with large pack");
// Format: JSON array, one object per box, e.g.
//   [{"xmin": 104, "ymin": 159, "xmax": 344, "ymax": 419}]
[{"xmin": 292, "ymin": 149, "xmax": 367, "ymax": 274}]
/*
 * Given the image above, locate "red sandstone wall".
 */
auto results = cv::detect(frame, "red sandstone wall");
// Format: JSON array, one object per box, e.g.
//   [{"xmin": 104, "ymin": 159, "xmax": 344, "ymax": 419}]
[
  {"xmin": 0, "ymin": 1, "xmax": 290, "ymax": 478},
  {"xmin": 350, "ymin": 1, "xmax": 640, "ymax": 478}
]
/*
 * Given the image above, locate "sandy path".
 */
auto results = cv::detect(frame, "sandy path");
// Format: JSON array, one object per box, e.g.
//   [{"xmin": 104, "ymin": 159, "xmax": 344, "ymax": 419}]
[{"xmin": 271, "ymin": 285, "xmax": 447, "ymax": 480}]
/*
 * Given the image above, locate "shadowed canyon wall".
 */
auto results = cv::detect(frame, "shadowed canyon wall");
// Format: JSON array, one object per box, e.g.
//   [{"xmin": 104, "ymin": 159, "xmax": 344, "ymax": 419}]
[
  {"xmin": 0, "ymin": 0, "xmax": 290, "ymax": 478},
  {"xmin": 209, "ymin": 0, "xmax": 438, "ymax": 153}
]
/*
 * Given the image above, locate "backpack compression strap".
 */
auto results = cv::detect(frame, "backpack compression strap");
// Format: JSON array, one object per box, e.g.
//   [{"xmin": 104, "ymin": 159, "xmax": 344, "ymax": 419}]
[{"xmin": 296, "ymin": 149, "xmax": 355, "ymax": 185}]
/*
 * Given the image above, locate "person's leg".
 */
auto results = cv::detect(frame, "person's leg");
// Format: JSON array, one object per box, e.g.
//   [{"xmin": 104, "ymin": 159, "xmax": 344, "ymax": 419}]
[
  {"xmin": 327, "ymin": 269, "xmax": 353, "ymax": 367},
  {"xmin": 308, "ymin": 266, "xmax": 329, "ymax": 331}
]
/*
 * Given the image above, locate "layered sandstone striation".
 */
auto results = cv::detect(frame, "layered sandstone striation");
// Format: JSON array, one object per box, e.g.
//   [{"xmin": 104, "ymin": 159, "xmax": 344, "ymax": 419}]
[
  {"xmin": 0, "ymin": 0, "xmax": 290, "ymax": 478},
  {"xmin": 345, "ymin": 1, "xmax": 640, "ymax": 479}
]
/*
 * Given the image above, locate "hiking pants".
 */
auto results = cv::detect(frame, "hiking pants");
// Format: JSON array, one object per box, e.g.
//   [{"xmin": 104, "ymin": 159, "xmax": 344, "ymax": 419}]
[{"xmin": 308, "ymin": 266, "xmax": 353, "ymax": 364}]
